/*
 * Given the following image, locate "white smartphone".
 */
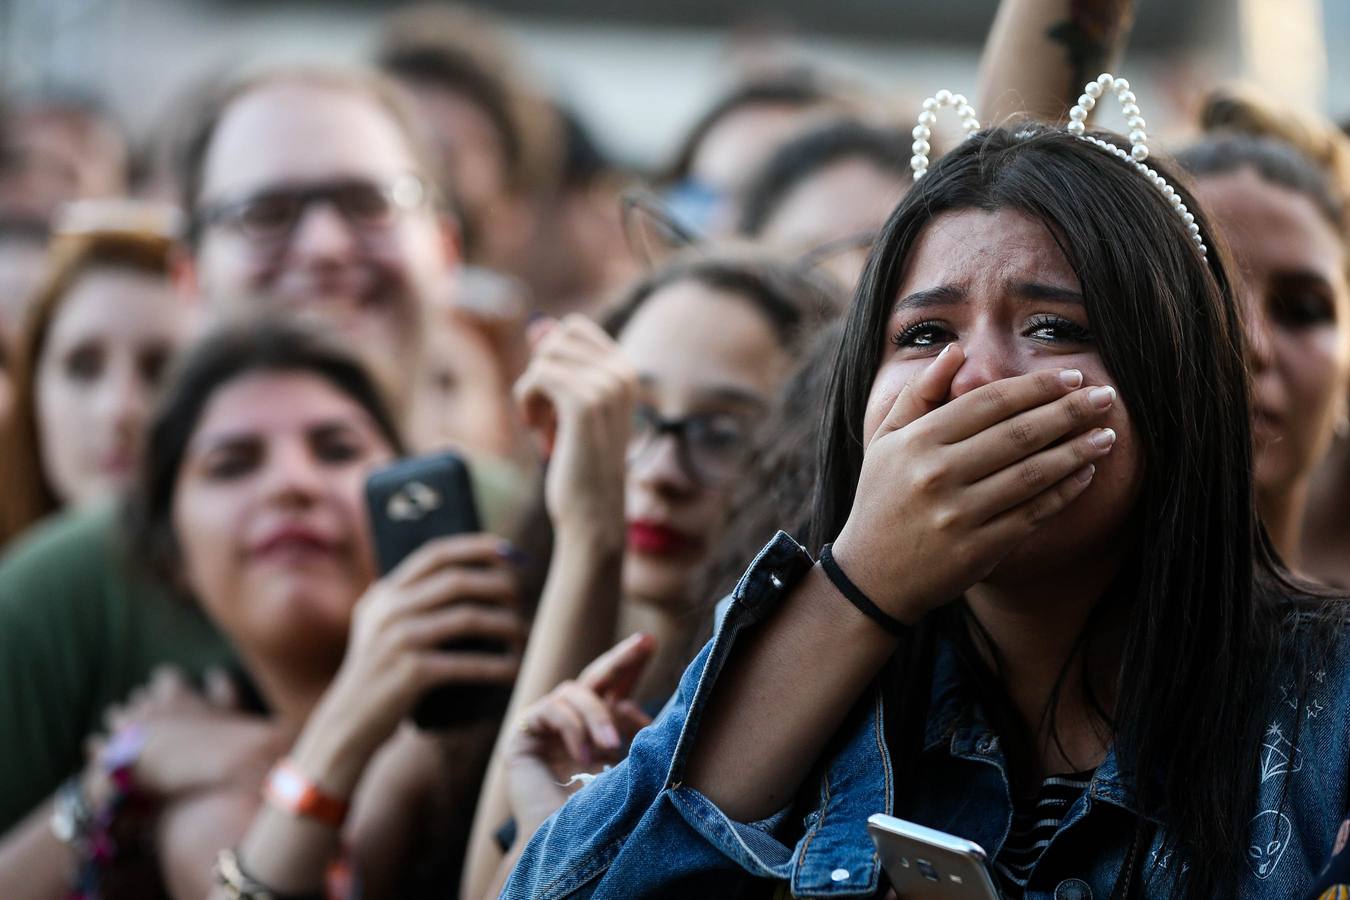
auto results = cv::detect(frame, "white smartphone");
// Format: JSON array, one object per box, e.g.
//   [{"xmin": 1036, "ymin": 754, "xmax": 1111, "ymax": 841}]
[{"xmin": 866, "ymin": 813, "xmax": 1002, "ymax": 899}]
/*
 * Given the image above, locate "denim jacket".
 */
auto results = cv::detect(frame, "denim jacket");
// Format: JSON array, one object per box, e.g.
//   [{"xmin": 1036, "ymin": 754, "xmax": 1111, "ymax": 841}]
[{"xmin": 502, "ymin": 532, "xmax": 1350, "ymax": 899}]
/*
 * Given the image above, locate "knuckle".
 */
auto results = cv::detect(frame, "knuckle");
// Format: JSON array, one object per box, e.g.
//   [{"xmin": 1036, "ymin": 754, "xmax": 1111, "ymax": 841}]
[
  {"xmin": 389, "ymin": 621, "xmax": 420, "ymax": 650},
  {"xmin": 1019, "ymin": 459, "xmax": 1047, "ymax": 490},
  {"xmin": 912, "ymin": 460, "xmax": 949, "ymax": 492},
  {"xmin": 1024, "ymin": 492, "xmax": 1055, "ymax": 525},
  {"xmin": 1037, "ymin": 369, "xmax": 1063, "ymax": 393},
  {"xmin": 902, "ymin": 419, "xmax": 934, "ymax": 446},
  {"xmin": 931, "ymin": 506, "xmax": 961, "ymax": 533},
  {"xmin": 1064, "ymin": 392, "xmax": 1095, "ymax": 427},
  {"xmin": 439, "ymin": 570, "xmax": 469, "ymax": 597},
  {"xmin": 409, "ymin": 656, "xmax": 441, "ymax": 686},
  {"xmin": 979, "ymin": 383, "xmax": 1009, "ymax": 412},
  {"xmin": 1007, "ymin": 419, "xmax": 1037, "ymax": 449},
  {"xmin": 950, "ymin": 540, "xmax": 980, "ymax": 573}
]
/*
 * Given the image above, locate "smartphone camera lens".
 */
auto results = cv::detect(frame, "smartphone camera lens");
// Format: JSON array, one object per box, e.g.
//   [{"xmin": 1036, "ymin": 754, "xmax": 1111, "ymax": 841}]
[{"xmin": 917, "ymin": 859, "xmax": 940, "ymax": 882}]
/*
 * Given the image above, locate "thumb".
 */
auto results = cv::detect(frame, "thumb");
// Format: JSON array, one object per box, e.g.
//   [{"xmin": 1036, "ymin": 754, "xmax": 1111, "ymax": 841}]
[
  {"xmin": 580, "ymin": 632, "xmax": 658, "ymax": 700},
  {"xmin": 878, "ymin": 343, "xmax": 964, "ymax": 436}
]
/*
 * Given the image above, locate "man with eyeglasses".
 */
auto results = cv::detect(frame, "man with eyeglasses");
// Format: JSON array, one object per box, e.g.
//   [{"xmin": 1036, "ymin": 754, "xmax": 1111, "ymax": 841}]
[{"xmin": 175, "ymin": 67, "xmax": 460, "ymax": 411}]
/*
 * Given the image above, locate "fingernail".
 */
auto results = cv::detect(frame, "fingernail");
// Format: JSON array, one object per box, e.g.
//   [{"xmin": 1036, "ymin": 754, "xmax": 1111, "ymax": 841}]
[
  {"xmin": 599, "ymin": 724, "xmax": 621, "ymax": 748},
  {"xmin": 497, "ymin": 541, "xmax": 528, "ymax": 565},
  {"xmin": 1060, "ymin": 369, "xmax": 1083, "ymax": 388},
  {"xmin": 1076, "ymin": 464, "xmax": 1096, "ymax": 484},
  {"xmin": 939, "ymin": 344, "xmax": 954, "ymax": 358},
  {"xmin": 1089, "ymin": 427, "xmax": 1117, "ymax": 450},
  {"xmin": 1089, "ymin": 386, "xmax": 1116, "ymax": 409}
]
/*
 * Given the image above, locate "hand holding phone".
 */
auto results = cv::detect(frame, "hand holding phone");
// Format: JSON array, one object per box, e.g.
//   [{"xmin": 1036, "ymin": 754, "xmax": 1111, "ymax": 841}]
[
  {"xmin": 363, "ymin": 451, "xmax": 521, "ymax": 730},
  {"xmin": 868, "ymin": 814, "xmax": 1001, "ymax": 899}
]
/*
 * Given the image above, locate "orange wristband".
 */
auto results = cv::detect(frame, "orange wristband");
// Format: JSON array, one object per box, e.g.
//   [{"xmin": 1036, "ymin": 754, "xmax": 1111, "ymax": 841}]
[{"xmin": 263, "ymin": 759, "xmax": 349, "ymax": 829}]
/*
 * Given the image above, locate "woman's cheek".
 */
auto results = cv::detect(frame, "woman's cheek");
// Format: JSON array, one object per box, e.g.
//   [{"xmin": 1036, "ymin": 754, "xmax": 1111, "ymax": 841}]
[
  {"xmin": 1285, "ymin": 328, "xmax": 1348, "ymax": 408},
  {"xmin": 171, "ymin": 483, "xmax": 238, "ymax": 609}
]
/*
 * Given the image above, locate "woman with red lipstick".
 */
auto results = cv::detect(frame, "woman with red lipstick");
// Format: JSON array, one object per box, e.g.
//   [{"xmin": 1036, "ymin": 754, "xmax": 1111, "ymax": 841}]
[
  {"xmin": 462, "ymin": 249, "xmax": 839, "ymax": 897},
  {"xmin": 0, "ymin": 228, "xmax": 197, "ymax": 549},
  {"xmin": 0, "ymin": 319, "xmax": 524, "ymax": 899}
]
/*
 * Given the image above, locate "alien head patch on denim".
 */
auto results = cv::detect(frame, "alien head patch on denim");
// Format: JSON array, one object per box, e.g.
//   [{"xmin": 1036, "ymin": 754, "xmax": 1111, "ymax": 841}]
[{"xmin": 500, "ymin": 532, "xmax": 1350, "ymax": 899}]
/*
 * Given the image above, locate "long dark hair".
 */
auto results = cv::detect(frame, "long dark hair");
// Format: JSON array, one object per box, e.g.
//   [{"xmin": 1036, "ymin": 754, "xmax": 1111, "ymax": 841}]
[{"xmin": 809, "ymin": 123, "xmax": 1337, "ymax": 896}]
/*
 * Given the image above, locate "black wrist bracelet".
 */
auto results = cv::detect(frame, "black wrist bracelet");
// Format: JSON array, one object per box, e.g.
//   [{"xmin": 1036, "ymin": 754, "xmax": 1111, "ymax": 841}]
[{"xmin": 818, "ymin": 544, "xmax": 908, "ymax": 637}]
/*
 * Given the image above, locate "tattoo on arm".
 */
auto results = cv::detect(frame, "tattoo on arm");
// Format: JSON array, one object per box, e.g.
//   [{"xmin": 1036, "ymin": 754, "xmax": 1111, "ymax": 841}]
[{"xmin": 1046, "ymin": 0, "xmax": 1136, "ymax": 97}]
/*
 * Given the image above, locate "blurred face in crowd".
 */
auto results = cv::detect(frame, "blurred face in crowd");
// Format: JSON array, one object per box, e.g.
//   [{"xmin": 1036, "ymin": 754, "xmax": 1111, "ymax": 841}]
[
  {"xmin": 686, "ymin": 103, "xmax": 831, "ymax": 234},
  {"xmin": 0, "ymin": 107, "xmax": 128, "ymax": 221},
  {"xmin": 692, "ymin": 103, "xmax": 824, "ymax": 198},
  {"xmin": 865, "ymin": 209, "xmax": 1143, "ymax": 585},
  {"xmin": 758, "ymin": 158, "xmax": 907, "ymax": 290},
  {"xmin": 35, "ymin": 266, "xmax": 195, "ymax": 506},
  {"xmin": 400, "ymin": 80, "xmax": 510, "ymax": 229},
  {"xmin": 618, "ymin": 280, "xmax": 791, "ymax": 607},
  {"xmin": 1192, "ymin": 168, "xmax": 1350, "ymax": 506},
  {"xmin": 189, "ymin": 80, "xmax": 457, "ymax": 401},
  {"xmin": 407, "ymin": 305, "xmax": 515, "ymax": 457},
  {"xmin": 172, "ymin": 371, "xmax": 395, "ymax": 669}
]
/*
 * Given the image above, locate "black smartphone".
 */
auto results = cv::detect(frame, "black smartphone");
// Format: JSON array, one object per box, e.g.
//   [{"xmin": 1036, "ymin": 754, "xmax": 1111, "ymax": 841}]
[{"xmin": 364, "ymin": 451, "xmax": 513, "ymax": 730}]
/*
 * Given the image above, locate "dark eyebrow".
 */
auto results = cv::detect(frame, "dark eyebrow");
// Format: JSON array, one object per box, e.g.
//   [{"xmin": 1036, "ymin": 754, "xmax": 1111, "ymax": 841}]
[
  {"xmin": 893, "ymin": 285, "xmax": 965, "ymax": 314},
  {"xmin": 192, "ymin": 418, "xmax": 361, "ymax": 455},
  {"xmin": 1271, "ymin": 268, "xmax": 1335, "ymax": 289},
  {"xmin": 1011, "ymin": 282, "xmax": 1084, "ymax": 304}
]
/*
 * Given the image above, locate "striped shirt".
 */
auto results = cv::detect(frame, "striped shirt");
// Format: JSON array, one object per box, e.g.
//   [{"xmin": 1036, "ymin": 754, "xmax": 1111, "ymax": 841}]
[{"xmin": 994, "ymin": 770, "xmax": 1095, "ymax": 897}]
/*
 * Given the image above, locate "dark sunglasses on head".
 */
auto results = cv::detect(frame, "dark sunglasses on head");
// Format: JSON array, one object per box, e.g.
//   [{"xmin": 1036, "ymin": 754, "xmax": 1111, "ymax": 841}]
[{"xmin": 189, "ymin": 174, "xmax": 431, "ymax": 245}]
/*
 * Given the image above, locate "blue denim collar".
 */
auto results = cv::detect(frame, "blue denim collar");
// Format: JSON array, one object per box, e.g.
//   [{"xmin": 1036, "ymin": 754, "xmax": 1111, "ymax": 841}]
[{"xmin": 919, "ymin": 637, "xmax": 1162, "ymax": 826}]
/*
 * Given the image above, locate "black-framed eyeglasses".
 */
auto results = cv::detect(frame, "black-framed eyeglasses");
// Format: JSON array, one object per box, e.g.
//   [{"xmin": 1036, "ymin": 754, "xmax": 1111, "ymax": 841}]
[
  {"xmin": 620, "ymin": 187, "xmax": 704, "ymax": 269},
  {"xmin": 626, "ymin": 405, "xmax": 757, "ymax": 488},
  {"xmin": 189, "ymin": 174, "xmax": 431, "ymax": 245}
]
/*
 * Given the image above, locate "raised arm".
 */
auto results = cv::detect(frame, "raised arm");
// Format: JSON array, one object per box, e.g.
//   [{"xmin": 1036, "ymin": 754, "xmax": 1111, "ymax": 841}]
[
  {"xmin": 463, "ymin": 315, "xmax": 636, "ymax": 898},
  {"xmin": 977, "ymin": 0, "xmax": 1136, "ymax": 126}
]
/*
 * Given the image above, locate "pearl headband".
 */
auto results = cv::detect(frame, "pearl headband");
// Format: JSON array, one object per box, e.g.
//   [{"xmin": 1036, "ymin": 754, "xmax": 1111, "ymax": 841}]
[{"xmin": 909, "ymin": 73, "xmax": 1207, "ymax": 257}]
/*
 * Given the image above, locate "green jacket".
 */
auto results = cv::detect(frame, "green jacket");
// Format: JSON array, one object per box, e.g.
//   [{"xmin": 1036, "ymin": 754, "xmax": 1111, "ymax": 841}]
[{"xmin": 0, "ymin": 505, "xmax": 233, "ymax": 831}]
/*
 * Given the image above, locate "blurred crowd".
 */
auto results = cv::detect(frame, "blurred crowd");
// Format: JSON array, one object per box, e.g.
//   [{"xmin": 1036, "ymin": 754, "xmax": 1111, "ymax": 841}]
[{"xmin": 1, "ymin": 1, "xmax": 1350, "ymax": 898}]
